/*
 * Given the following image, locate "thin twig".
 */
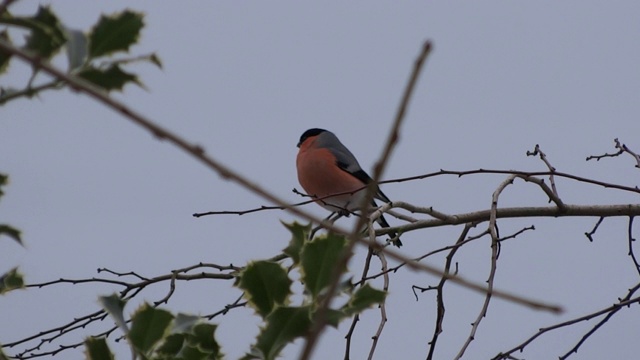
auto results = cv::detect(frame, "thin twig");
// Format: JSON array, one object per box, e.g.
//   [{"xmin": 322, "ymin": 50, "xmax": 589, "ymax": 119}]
[
  {"xmin": 586, "ymin": 138, "xmax": 640, "ymax": 168},
  {"xmin": 426, "ymin": 224, "xmax": 474, "ymax": 360},
  {"xmin": 493, "ymin": 282, "xmax": 640, "ymax": 360},
  {"xmin": 584, "ymin": 217, "xmax": 604, "ymax": 242},
  {"xmin": 628, "ymin": 216, "xmax": 640, "ymax": 276},
  {"xmin": 455, "ymin": 176, "xmax": 516, "ymax": 359},
  {"xmin": 367, "ymin": 251, "xmax": 389, "ymax": 360}
]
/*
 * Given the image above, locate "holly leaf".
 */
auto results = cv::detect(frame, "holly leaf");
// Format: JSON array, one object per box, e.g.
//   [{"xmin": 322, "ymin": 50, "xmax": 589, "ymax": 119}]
[
  {"xmin": 98, "ymin": 294, "xmax": 128, "ymax": 334},
  {"xmin": 341, "ymin": 283, "xmax": 386, "ymax": 316},
  {"xmin": 250, "ymin": 306, "xmax": 312, "ymax": 360},
  {"xmin": 0, "ymin": 267, "xmax": 24, "ymax": 294},
  {"xmin": 128, "ymin": 304, "xmax": 173, "ymax": 354},
  {"xmin": 84, "ymin": 337, "xmax": 114, "ymax": 360},
  {"xmin": 89, "ymin": 10, "xmax": 144, "ymax": 58},
  {"xmin": 237, "ymin": 261, "xmax": 292, "ymax": 318},
  {"xmin": 282, "ymin": 221, "xmax": 310, "ymax": 265},
  {"xmin": 300, "ymin": 233, "xmax": 349, "ymax": 300},
  {"xmin": 0, "ymin": 224, "xmax": 22, "ymax": 247},
  {"xmin": 0, "ymin": 6, "xmax": 66, "ymax": 59},
  {"xmin": 77, "ymin": 64, "xmax": 141, "ymax": 92}
]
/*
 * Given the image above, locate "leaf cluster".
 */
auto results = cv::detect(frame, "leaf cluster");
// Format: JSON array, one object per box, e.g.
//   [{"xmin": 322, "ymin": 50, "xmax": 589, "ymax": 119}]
[
  {"xmin": 0, "ymin": 5, "xmax": 160, "ymax": 102},
  {"xmin": 238, "ymin": 222, "xmax": 386, "ymax": 360},
  {"xmin": 89, "ymin": 294, "xmax": 222, "ymax": 360},
  {"xmin": 90, "ymin": 223, "xmax": 385, "ymax": 360}
]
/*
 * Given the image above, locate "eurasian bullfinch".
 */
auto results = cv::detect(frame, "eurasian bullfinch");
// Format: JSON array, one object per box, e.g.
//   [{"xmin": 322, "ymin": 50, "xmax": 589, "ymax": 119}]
[{"xmin": 296, "ymin": 128, "xmax": 402, "ymax": 247}]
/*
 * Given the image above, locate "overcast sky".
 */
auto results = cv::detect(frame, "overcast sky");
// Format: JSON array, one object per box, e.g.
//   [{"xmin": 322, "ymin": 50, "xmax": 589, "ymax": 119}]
[{"xmin": 1, "ymin": 1, "xmax": 639, "ymax": 359}]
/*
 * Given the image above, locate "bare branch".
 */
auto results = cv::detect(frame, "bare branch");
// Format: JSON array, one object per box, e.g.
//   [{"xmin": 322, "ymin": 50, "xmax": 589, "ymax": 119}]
[
  {"xmin": 493, "ymin": 282, "xmax": 640, "ymax": 360},
  {"xmin": 456, "ymin": 176, "xmax": 516, "ymax": 359},
  {"xmin": 584, "ymin": 217, "xmax": 604, "ymax": 242},
  {"xmin": 378, "ymin": 204, "xmax": 640, "ymax": 236},
  {"xmin": 426, "ymin": 224, "xmax": 474, "ymax": 360},
  {"xmin": 587, "ymin": 138, "xmax": 640, "ymax": 168},
  {"xmin": 367, "ymin": 252, "xmax": 389, "ymax": 360},
  {"xmin": 527, "ymin": 144, "xmax": 561, "ymax": 200},
  {"xmin": 628, "ymin": 216, "xmax": 640, "ymax": 276}
]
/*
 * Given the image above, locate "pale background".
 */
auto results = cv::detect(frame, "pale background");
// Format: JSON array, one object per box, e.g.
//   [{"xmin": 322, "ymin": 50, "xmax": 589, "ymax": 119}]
[{"xmin": 1, "ymin": 1, "xmax": 639, "ymax": 359}]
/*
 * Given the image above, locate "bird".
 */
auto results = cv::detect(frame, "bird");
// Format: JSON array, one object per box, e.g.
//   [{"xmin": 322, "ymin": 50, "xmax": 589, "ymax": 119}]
[{"xmin": 296, "ymin": 128, "xmax": 402, "ymax": 247}]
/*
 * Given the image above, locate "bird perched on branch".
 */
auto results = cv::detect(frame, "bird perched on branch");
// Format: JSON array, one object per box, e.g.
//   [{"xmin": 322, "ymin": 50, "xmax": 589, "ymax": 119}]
[{"xmin": 296, "ymin": 128, "xmax": 402, "ymax": 247}]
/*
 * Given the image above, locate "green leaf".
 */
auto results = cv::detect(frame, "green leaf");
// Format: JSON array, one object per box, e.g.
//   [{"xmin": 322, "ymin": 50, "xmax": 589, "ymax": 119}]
[
  {"xmin": 187, "ymin": 323, "xmax": 221, "ymax": 357},
  {"xmin": 26, "ymin": 6, "xmax": 65, "ymax": 58},
  {"xmin": 171, "ymin": 313, "xmax": 200, "ymax": 334},
  {"xmin": 341, "ymin": 283, "xmax": 386, "ymax": 316},
  {"xmin": 300, "ymin": 233, "xmax": 349, "ymax": 300},
  {"xmin": 77, "ymin": 64, "xmax": 141, "ymax": 92},
  {"xmin": 156, "ymin": 321, "xmax": 222, "ymax": 359},
  {"xmin": 252, "ymin": 306, "xmax": 312, "ymax": 360},
  {"xmin": 0, "ymin": 224, "xmax": 22, "ymax": 247},
  {"xmin": 88, "ymin": 10, "xmax": 144, "ymax": 58},
  {"xmin": 0, "ymin": 30, "xmax": 11, "ymax": 75},
  {"xmin": 64, "ymin": 28, "xmax": 87, "ymax": 71},
  {"xmin": 84, "ymin": 337, "xmax": 114, "ymax": 360},
  {"xmin": 128, "ymin": 304, "xmax": 173, "ymax": 354},
  {"xmin": 282, "ymin": 221, "xmax": 310, "ymax": 265},
  {"xmin": 237, "ymin": 261, "xmax": 292, "ymax": 318},
  {"xmin": 0, "ymin": 6, "xmax": 66, "ymax": 59},
  {"xmin": 155, "ymin": 333, "xmax": 184, "ymax": 357},
  {"xmin": 0, "ymin": 267, "xmax": 24, "ymax": 294},
  {"xmin": 98, "ymin": 293, "xmax": 128, "ymax": 334}
]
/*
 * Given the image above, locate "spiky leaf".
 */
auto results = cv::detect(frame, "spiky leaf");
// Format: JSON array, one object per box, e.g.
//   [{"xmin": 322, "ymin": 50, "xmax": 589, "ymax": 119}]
[
  {"xmin": 187, "ymin": 323, "xmax": 221, "ymax": 357},
  {"xmin": 0, "ymin": 267, "xmax": 24, "ymax": 294},
  {"xmin": 251, "ymin": 306, "xmax": 312, "ymax": 360},
  {"xmin": 77, "ymin": 64, "xmax": 140, "ymax": 92},
  {"xmin": 0, "ymin": 6, "xmax": 66, "ymax": 59},
  {"xmin": 89, "ymin": 10, "xmax": 144, "ymax": 58},
  {"xmin": 282, "ymin": 221, "xmax": 310, "ymax": 265},
  {"xmin": 84, "ymin": 337, "xmax": 114, "ymax": 360},
  {"xmin": 237, "ymin": 261, "xmax": 291, "ymax": 318},
  {"xmin": 128, "ymin": 304, "xmax": 173, "ymax": 353},
  {"xmin": 342, "ymin": 283, "xmax": 386, "ymax": 316},
  {"xmin": 300, "ymin": 233, "xmax": 349, "ymax": 300},
  {"xmin": 0, "ymin": 224, "xmax": 22, "ymax": 247},
  {"xmin": 98, "ymin": 294, "xmax": 128, "ymax": 334},
  {"xmin": 155, "ymin": 333, "xmax": 184, "ymax": 356}
]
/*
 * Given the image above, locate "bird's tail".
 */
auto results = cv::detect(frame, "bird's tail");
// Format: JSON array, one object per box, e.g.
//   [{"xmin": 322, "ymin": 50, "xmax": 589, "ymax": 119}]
[{"xmin": 372, "ymin": 200, "xmax": 402, "ymax": 247}]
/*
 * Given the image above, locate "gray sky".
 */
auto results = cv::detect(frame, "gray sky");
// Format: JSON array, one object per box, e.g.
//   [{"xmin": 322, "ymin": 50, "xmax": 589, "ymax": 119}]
[{"xmin": 1, "ymin": 1, "xmax": 639, "ymax": 359}]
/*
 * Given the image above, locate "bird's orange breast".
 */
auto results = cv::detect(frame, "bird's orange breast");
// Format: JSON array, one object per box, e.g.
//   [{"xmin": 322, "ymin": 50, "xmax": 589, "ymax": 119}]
[{"xmin": 297, "ymin": 144, "xmax": 365, "ymax": 209}]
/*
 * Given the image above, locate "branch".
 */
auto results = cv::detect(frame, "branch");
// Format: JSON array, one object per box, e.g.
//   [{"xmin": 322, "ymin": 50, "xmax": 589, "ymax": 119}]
[
  {"xmin": 493, "ymin": 282, "xmax": 640, "ymax": 360},
  {"xmin": 586, "ymin": 138, "xmax": 640, "ymax": 168},
  {"xmin": 367, "ymin": 251, "xmax": 389, "ymax": 360},
  {"xmin": 378, "ymin": 204, "xmax": 640, "ymax": 235},
  {"xmin": 526, "ymin": 144, "xmax": 561, "ymax": 201},
  {"xmin": 426, "ymin": 224, "xmax": 475, "ymax": 360},
  {"xmin": 194, "ymin": 168, "xmax": 639, "ymax": 218},
  {"xmin": 628, "ymin": 216, "xmax": 640, "ymax": 276},
  {"xmin": 455, "ymin": 175, "xmax": 516, "ymax": 359}
]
